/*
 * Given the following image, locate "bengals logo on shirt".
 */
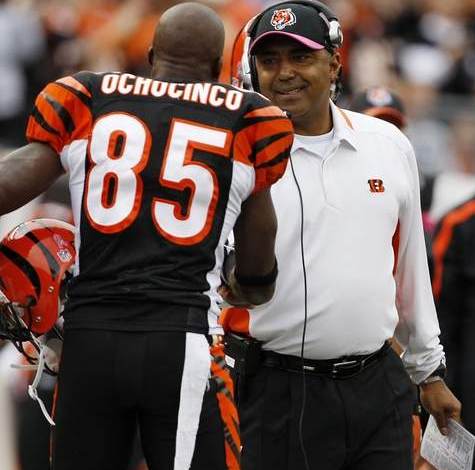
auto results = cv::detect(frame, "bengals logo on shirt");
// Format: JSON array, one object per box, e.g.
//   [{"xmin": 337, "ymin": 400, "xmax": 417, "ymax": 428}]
[
  {"xmin": 368, "ymin": 179, "xmax": 385, "ymax": 193},
  {"xmin": 271, "ymin": 8, "xmax": 296, "ymax": 31}
]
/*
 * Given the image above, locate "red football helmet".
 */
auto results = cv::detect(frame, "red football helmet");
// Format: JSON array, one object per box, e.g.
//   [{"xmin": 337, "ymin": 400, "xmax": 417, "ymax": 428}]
[
  {"xmin": 0, "ymin": 218, "xmax": 75, "ymax": 341},
  {"xmin": 229, "ymin": 18, "xmax": 255, "ymax": 90}
]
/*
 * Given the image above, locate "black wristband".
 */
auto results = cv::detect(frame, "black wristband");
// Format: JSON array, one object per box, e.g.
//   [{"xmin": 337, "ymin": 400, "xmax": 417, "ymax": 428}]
[
  {"xmin": 428, "ymin": 364, "xmax": 447, "ymax": 379},
  {"xmin": 234, "ymin": 259, "xmax": 278, "ymax": 287}
]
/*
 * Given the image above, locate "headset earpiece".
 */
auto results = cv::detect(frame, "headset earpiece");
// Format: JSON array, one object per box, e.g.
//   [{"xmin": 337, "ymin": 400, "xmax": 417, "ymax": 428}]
[
  {"xmin": 328, "ymin": 19, "xmax": 343, "ymax": 48},
  {"xmin": 249, "ymin": 55, "xmax": 260, "ymax": 93}
]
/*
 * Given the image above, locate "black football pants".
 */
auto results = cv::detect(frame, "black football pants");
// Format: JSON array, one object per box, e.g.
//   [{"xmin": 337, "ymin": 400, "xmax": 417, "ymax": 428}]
[{"xmin": 52, "ymin": 329, "xmax": 240, "ymax": 470}]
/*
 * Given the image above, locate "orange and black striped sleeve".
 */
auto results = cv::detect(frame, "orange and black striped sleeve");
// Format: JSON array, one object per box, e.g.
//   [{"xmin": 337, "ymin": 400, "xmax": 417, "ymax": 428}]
[
  {"xmin": 233, "ymin": 101, "xmax": 293, "ymax": 193},
  {"xmin": 26, "ymin": 73, "xmax": 93, "ymax": 154}
]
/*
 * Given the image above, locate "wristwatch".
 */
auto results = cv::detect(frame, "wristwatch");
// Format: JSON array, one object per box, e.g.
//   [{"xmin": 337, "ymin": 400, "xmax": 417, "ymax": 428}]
[{"xmin": 419, "ymin": 364, "xmax": 447, "ymax": 386}]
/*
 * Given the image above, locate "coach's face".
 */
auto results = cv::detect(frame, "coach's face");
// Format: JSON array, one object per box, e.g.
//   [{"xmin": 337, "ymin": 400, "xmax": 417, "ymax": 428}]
[{"xmin": 254, "ymin": 36, "xmax": 340, "ymax": 131}]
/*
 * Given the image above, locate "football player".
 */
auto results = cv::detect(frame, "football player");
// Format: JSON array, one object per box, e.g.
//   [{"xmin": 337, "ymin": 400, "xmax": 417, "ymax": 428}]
[{"xmin": 0, "ymin": 3, "xmax": 293, "ymax": 470}]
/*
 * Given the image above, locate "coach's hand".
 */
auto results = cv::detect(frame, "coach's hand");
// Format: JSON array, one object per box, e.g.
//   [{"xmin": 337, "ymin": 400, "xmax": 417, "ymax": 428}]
[{"xmin": 419, "ymin": 380, "xmax": 462, "ymax": 435}]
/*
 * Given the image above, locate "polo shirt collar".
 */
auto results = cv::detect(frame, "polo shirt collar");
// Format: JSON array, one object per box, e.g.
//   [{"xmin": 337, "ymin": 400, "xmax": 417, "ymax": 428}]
[
  {"xmin": 331, "ymin": 100, "xmax": 358, "ymax": 151},
  {"xmin": 291, "ymin": 100, "xmax": 358, "ymax": 153}
]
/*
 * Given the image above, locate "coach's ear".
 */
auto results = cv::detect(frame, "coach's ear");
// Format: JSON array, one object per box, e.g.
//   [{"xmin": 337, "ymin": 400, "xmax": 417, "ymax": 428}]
[{"xmin": 148, "ymin": 47, "xmax": 154, "ymax": 66}]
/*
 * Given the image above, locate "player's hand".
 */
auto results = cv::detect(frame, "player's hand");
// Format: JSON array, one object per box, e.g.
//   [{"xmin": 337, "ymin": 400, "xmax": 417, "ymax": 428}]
[
  {"xmin": 419, "ymin": 380, "xmax": 461, "ymax": 435},
  {"xmin": 218, "ymin": 284, "xmax": 253, "ymax": 308}
]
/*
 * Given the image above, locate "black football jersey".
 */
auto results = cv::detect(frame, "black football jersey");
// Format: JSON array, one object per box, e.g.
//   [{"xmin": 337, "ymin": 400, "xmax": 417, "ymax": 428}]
[{"xmin": 26, "ymin": 71, "xmax": 293, "ymax": 333}]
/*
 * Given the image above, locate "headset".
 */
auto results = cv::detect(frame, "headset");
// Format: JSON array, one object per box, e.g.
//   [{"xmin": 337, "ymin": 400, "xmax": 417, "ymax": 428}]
[{"xmin": 231, "ymin": 0, "xmax": 343, "ymax": 97}]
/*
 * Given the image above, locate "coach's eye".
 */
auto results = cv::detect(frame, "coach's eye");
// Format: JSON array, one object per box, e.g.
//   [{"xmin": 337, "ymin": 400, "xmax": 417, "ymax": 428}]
[
  {"xmin": 294, "ymin": 54, "xmax": 312, "ymax": 63},
  {"xmin": 259, "ymin": 57, "xmax": 278, "ymax": 66}
]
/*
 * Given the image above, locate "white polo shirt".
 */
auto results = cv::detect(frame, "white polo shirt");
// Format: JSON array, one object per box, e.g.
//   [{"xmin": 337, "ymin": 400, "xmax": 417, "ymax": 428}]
[{"xmin": 234, "ymin": 100, "xmax": 444, "ymax": 384}]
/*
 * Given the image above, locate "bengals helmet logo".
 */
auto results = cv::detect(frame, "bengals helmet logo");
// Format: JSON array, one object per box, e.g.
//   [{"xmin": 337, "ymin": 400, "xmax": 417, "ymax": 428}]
[
  {"xmin": 271, "ymin": 8, "xmax": 296, "ymax": 31},
  {"xmin": 368, "ymin": 179, "xmax": 385, "ymax": 193}
]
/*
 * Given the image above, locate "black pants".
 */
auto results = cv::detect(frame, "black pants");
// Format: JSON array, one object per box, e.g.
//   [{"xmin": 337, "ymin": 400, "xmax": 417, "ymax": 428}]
[
  {"xmin": 52, "ymin": 329, "xmax": 240, "ymax": 470},
  {"xmin": 239, "ymin": 348, "xmax": 414, "ymax": 470}
]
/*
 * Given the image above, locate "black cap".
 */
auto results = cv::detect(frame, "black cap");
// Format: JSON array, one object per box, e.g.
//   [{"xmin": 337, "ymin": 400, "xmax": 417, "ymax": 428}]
[
  {"xmin": 249, "ymin": 3, "xmax": 330, "ymax": 54},
  {"xmin": 351, "ymin": 87, "xmax": 406, "ymax": 129}
]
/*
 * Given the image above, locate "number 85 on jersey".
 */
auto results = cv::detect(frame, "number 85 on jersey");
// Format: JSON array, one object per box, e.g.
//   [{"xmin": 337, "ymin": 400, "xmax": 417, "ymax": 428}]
[{"xmin": 85, "ymin": 113, "xmax": 231, "ymax": 246}]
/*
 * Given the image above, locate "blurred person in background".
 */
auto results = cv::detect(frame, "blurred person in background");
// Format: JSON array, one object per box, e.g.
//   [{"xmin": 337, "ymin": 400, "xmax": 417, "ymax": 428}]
[
  {"xmin": 402, "ymin": 83, "xmax": 453, "ymax": 191},
  {"xmin": 0, "ymin": 0, "xmax": 45, "ymax": 148},
  {"xmin": 331, "ymin": 0, "xmax": 475, "ymax": 186},
  {"xmin": 432, "ymin": 193, "xmax": 475, "ymax": 445},
  {"xmin": 37, "ymin": 0, "xmax": 260, "ymax": 80},
  {"xmin": 350, "ymin": 85, "xmax": 406, "ymax": 128},
  {"xmin": 429, "ymin": 113, "xmax": 475, "ymax": 224}
]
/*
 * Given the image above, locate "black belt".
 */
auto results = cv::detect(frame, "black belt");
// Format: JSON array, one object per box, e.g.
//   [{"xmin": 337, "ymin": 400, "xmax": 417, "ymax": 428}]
[{"xmin": 261, "ymin": 341, "xmax": 391, "ymax": 379}]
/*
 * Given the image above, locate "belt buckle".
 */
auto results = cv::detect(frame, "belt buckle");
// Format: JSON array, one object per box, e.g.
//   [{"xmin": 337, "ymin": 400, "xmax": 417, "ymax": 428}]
[{"xmin": 331, "ymin": 359, "xmax": 358, "ymax": 378}]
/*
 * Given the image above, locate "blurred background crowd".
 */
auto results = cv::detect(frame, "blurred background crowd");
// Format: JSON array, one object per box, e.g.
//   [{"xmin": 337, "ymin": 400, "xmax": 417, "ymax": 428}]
[{"xmin": 0, "ymin": 0, "xmax": 474, "ymax": 469}]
